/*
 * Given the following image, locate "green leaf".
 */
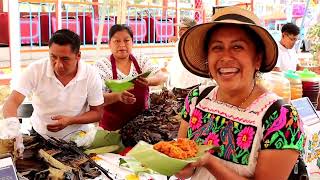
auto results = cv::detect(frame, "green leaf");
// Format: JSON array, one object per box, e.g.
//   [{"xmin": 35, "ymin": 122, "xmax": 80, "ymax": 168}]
[
  {"xmin": 127, "ymin": 141, "xmax": 219, "ymax": 176},
  {"xmin": 119, "ymin": 158, "xmax": 127, "ymax": 166},
  {"xmin": 89, "ymin": 130, "xmax": 121, "ymax": 149},
  {"xmin": 119, "ymin": 158, "xmax": 155, "ymax": 174},
  {"xmin": 105, "ymin": 80, "xmax": 134, "ymax": 92},
  {"xmin": 84, "ymin": 145, "xmax": 119, "ymax": 154},
  {"xmin": 241, "ymin": 151, "xmax": 249, "ymax": 165},
  {"xmin": 105, "ymin": 71, "xmax": 152, "ymax": 92}
]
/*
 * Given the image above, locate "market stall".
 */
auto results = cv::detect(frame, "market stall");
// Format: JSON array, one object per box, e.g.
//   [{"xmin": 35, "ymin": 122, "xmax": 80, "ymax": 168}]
[{"xmin": 0, "ymin": 88, "xmax": 188, "ymax": 180}]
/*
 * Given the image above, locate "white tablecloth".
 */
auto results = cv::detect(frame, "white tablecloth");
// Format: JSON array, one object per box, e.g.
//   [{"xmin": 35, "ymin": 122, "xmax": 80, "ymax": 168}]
[{"xmin": 93, "ymin": 153, "xmax": 168, "ymax": 180}]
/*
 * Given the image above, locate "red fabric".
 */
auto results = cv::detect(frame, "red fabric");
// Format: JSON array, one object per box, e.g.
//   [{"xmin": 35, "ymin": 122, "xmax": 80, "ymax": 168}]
[
  {"xmin": 20, "ymin": 16, "xmax": 40, "ymax": 44},
  {"xmin": 118, "ymin": 146, "xmax": 133, "ymax": 156},
  {"xmin": 155, "ymin": 18, "xmax": 174, "ymax": 42},
  {"xmin": 100, "ymin": 54, "xmax": 149, "ymax": 131},
  {"xmin": 79, "ymin": 15, "xmax": 115, "ymax": 43},
  {"xmin": 127, "ymin": 18, "xmax": 147, "ymax": 42},
  {"xmin": 0, "ymin": 13, "xmax": 9, "ymax": 45}
]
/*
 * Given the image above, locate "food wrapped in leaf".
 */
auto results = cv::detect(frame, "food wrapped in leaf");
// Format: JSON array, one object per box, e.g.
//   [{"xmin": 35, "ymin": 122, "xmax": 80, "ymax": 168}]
[
  {"xmin": 105, "ymin": 71, "xmax": 151, "ymax": 92},
  {"xmin": 153, "ymin": 138, "xmax": 199, "ymax": 159},
  {"xmin": 127, "ymin": 140, "xmax": 219, "ymax": 176}
]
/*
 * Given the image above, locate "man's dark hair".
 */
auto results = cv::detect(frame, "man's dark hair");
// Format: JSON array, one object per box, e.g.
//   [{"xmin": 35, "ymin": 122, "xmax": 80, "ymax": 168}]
[
  {"xmin": 281, "ymin": 23, "xmax": 300, "ymax": 36},
  {"xmin": 109, "ymin": 24, "xmax": 133, "ymax": 40},
  {"xmin": 49, "ymin": 29, "xmax": 80, "ymax": 53}
]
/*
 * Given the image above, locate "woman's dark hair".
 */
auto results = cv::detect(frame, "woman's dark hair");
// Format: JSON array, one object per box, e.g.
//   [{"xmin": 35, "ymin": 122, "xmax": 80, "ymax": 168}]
[
  {"xmin": 204, "ymin": 24, "xmax": 266, "ymax": 67},
  {"xmin": 49, "ymin": 29, "xmax": 80, "ymax": 53},
  {"xmin": 109, "ymin": 24, "xmax": 133, "ymax": 40}
]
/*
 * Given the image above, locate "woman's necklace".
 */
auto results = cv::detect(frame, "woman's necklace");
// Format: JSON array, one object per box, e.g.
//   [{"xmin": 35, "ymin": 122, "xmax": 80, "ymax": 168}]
[{"xmin": 216, "ymin": 83, "xmax": 256, "ymax": 108}]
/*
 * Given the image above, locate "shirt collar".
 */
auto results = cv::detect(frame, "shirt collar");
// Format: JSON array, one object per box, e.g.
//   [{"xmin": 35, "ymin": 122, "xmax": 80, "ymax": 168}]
[
  {"xmin": 46, "ymin": 59, "xmax": 87, "ymax": 81},
  {"xmin": 278, "ymin": 41, "xmax": 288, "ymax": 51}
]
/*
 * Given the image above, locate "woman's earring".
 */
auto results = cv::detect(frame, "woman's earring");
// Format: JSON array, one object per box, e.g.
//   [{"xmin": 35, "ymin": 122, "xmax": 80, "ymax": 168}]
[
  {"xmin": 255, "ymin": 70, "xmax": 262, "ymax": 80},
  {"xmin": 204, "ymin": 61, "xmax": 208, "ymax": 69}
]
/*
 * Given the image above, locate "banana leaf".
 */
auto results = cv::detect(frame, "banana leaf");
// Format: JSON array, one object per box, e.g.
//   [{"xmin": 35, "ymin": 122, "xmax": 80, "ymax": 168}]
[
  {"xmin": 89, "ymin": 130, "xmax": 121, "ymax": 149},
  {"xmin": 127, "ymin": 141, "xmax": 219, "ymax": 176},
  {"xmin": 105, "ymin": 80, "xmax": 134, "ymax": 93},
  {"xmin": 105, "ymin": 71, "xmax": 152, "ymax": 92}
]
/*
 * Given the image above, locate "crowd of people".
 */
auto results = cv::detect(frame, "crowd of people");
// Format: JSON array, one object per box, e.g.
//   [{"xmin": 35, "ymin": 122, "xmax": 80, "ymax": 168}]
[{"xmin": 2, "ymin": 6, "xmax": 306, "ymax": 180}]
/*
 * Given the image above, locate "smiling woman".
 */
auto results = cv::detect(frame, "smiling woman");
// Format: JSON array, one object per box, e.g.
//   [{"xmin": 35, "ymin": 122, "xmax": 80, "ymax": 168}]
[
  {"xmin": 95, "ymin": 24, "xmax": 168, "ymax": 131},
  {"xmin": 176, "ymin": 7, "xmax": 305, "ymax": 180}
]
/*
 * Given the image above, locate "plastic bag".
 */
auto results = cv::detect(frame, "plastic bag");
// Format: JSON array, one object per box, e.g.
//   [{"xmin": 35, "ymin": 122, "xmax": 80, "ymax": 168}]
[
  {"xmin": 70, "ymin": 128, "xmax": 97, "ymax": 148},
  {"xmin": 71, "ymin": 127, "xmax": 122, "ymax": 149},
  {"xmin": 0, "ymin": 117, "xmax": 24, "ymax": 157}
]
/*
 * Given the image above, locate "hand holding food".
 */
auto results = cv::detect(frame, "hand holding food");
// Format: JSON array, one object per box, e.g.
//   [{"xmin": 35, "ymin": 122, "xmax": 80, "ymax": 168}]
[
  {"xmin": 134, "ymin": 77, "xmax": 149, "ymax": 87},
  {"xmin": 118, "ymin": 90, "xmax": 136, "ymax": 104}
]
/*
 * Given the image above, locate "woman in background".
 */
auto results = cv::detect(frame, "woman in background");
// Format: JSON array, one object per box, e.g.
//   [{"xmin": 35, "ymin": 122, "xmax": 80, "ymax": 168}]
[{"xmin": 95, "ymin": 24, "xmax": 167, "ymax": 131}]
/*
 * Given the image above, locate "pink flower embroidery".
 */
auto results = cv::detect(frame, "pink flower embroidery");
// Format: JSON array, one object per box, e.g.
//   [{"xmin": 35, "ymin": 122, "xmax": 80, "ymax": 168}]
[
  {"xmin": 204, "ymin": 132, "xmax": 220, "ymax": 146},
  {"xmin": 237, "ymin": 127, "xmax": 255, "ymax": 149},
  {"xmin": 190, "ymin": 109, "xmax": 203, "ymax": 130},
  {"xmin": 185, "ymin": 97, "xmax": 190, "ymax": 113}
]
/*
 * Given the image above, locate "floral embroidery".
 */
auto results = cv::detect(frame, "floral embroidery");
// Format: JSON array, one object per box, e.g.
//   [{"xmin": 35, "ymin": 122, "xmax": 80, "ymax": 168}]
[
  {"xmin": 263, "ymin": 106, "xmax": 289, "ymax": 140},
  {"xmin": 180, "ymin": 86, "xmax": 304, "ymax": 166},
  {"xmin": 205, "ymin": 133, "xmax": 220, "ymax": 146},
  {"xmin": 262, "ymin": 105, "xmax": 304, "ymax": 151},
  {"xmin": 190, "ymin": 109, "xmax": 203, "ymax": 131},
  {"xmin": 237, "ymin": 127, "xmax": 255, "ymax": 149}
]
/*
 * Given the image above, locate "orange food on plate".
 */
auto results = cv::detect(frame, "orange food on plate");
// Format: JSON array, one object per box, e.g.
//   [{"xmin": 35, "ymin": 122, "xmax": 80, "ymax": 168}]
[{"xmin": 153, "ymin": 138, "xmax": 198, "ymax": 159}]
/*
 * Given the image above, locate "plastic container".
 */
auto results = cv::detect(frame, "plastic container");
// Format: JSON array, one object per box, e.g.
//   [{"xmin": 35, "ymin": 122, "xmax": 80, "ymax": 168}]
[
  {"xmin": 297, "ymin": 69, "xmax": 320, "ymax": 109},
  {"xmin": 259, "ymin": 72, "xmax": 291, "ymax": 102},
  {"xmin": 284, "ymin": 70, "xmax": 303, "ymax": 100}
]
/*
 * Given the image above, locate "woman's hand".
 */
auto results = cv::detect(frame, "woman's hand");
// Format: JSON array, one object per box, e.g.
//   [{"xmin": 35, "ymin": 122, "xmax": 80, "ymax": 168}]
[
  {"xmin": 134, "ymin": 77, "xmax": 149, "ymax": 88},
  {"xmin": 175, "ymin": 152, "xmax": 212, "ymax": 179},
  {"xmin": 189, "ymin": 152, "xmax": 211, "ymax": 168},
  {"xmin": 175, "ymin": 164, "xmax": 196, "ymax": 179},
  {"xmin": 118, "ymin": 90, "xmax": 136, "ymax": 104}
]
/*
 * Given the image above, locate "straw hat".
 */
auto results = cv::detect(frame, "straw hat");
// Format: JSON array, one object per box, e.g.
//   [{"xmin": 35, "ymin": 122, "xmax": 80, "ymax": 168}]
[{"xmin": 178, "ymin": 6, "xmax": 278, "ymax": 78}]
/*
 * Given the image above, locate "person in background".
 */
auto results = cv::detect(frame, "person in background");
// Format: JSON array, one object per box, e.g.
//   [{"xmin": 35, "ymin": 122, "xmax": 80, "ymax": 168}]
[
  {"xmin": 168, "ymin": 17, "xmax": 196, "ymax": 43},
  {"xmin": 176, "ymin": 7, "xmax": 304, "ymax": 179},
  {"xmin": 273, "ymin": 23, "xmax": 301, "ymax": 71},
  {"xmin": 3, "ymin": 29, "xmax": 104, "ymax": 139},
  {"xmin": 95, "ymin": 24, "xmax": 167, "ymax": 131},
  {"xmin": 168, "ymin": 17, "xmax": 209, "ymax": 89}
]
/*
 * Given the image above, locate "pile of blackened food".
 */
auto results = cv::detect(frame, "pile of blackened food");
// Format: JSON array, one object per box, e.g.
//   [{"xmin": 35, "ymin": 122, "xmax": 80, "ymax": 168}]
[
  {"xmin": 16, "ymin": 133, "xmax": 101, "ymax": 180},
  {"xmin": 120, "ymin": 87, "xmax": 191, "ymax": 147}
]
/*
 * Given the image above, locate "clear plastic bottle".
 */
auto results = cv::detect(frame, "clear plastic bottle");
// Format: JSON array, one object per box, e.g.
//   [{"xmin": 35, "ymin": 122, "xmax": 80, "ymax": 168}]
[
  {"xmin": 284, "ymin": 70, "xmax": 303, "ymax": 100},
  {"xmin": 259, "ymin": 72, "xmax": 291, "ymax": 103}
]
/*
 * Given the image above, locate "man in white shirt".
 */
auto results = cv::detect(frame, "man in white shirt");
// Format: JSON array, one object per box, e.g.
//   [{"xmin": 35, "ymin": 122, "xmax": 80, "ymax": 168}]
[
  {"xmin": 3, "ymin": 29, "xmax": 104, "ymax": 139},
  {"xmin": 274, "ymin": 23, "xmax": 300, "ymax": 72},
  {"xmin": 168, "ymin": 17, "xmax": 209, "ymax": 89}
]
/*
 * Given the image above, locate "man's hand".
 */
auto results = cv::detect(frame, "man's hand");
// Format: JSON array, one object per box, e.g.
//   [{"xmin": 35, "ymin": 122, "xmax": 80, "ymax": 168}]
[
  {"xmin": 118, "ymin": 90, "xmax": 136, "ymax": 104},
  {"xmin": 47, "ymin": 115, "xmax": 72, "ymax": 132},
  {"xmin": 134, "ymin": 77, "xmax": 149, "ymax": 88}
]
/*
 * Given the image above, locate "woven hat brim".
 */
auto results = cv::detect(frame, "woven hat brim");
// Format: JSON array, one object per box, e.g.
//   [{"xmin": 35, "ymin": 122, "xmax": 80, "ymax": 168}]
[{"xmin": 178, "ymin": 21, "xmax": 278, "ymax": 78}]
